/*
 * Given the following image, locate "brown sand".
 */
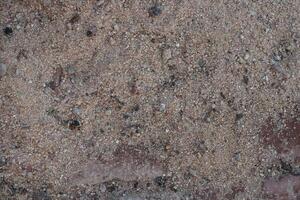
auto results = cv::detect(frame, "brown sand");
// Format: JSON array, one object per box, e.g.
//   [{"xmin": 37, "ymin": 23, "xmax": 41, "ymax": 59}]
[{"xmin": 0, "ymin": 1, "xmax": 299, "ymax": 199}]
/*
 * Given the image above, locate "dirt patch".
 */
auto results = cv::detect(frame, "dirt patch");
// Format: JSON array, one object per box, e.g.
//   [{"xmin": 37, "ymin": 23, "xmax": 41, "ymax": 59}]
[{"xmin": 1, "ymin": 0, "xmax": 300, "ymax": 199}]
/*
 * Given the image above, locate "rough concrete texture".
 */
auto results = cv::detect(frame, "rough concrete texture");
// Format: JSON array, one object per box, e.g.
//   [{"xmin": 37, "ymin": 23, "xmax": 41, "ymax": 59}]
[{"xmin": 0, "ymin": 0, "xmax": 300, "ymax": 199}]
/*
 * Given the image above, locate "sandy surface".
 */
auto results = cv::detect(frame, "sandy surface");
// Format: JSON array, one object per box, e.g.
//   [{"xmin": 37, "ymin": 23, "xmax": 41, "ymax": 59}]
[{"xmin": 0, "ymin": 0, "xmax": 300, "ymax": 199}]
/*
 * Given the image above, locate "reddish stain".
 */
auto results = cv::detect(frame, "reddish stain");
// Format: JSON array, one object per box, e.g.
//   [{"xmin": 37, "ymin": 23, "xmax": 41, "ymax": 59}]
[
  {"xmin": 225, "ymin": 183, "xmax": 245, "ymax": 200},
  {"xmin": 263, "ymin": 175, "xmax": 300, "ymax": 200},
  {"xmin": 260, "ymin": 115, "xmax": 300, "ymax": 160},
  {"xmin": 260, "ymin": 113, "xmax": 300, "ymax": 199},
  {"xmin": 22, "ymin": 164, "xmax": 33, "ymax": 173}
]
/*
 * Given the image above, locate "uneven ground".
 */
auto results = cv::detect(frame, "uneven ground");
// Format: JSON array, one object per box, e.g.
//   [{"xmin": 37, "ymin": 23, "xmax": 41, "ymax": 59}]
[{"xmin": 0, "ymin": 0, "xmax": 300, "ymax": 199}]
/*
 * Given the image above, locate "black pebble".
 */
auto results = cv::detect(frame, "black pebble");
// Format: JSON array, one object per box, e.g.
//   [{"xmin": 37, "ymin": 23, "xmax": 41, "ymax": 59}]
[
  {"xmin": 154, "ymin": 176, "xmax": 167, "ymax": 188},
  {"xmin": 148, "ymin": 5, "xmax": 162, "ymax": 17},
  {"xmin": 235, "ymin": 113, "xmax": 243, "ymax": 121},
  {"xmin": 133, "ymin": 181, "xmax": 139, "ymax": 189},
  {"xmin": 67, "ymin": 119, "xmax": 81, "ymax": 130},
  {"xmin": 280, "ymin": 160, "xmax": 293, "ymax": 174},
  {"xmin": 3, "ymin": 27, "xmax": 13, "ymax": 36},
  {"xmin": 86, "ymin": 30, "xmax": 94, "ymax": 37}
]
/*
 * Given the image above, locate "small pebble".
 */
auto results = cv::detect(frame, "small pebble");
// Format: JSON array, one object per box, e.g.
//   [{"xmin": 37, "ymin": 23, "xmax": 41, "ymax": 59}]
[
  {"xmin": 235, "ymin": 113, "xmax": 244, "ymax": 121},
  {"xmin": 113, "ymin": 24, "xmax": 119, "ymax": 31},
  {"xmin": 100, "ymin": 184, "xmax": 106, "ymax": 193},
  {"xmin": 0, "ymin": 63, "xmax": 7, "ymax": 77},
  {"xmin": 162, "ymin": 48, "xmax": 172, "ymax": 62},
  {"xmin": 0, "ymin": 156, "xmax": 7, "ymax": 167},
  {"xmin": 148, "ymin": 5, "xmax": 162, "ymax": 17},
  {"xmin": 72, "ymin": 107, "xmax": 81, "ymax": 115},
  {"xmin": 86, "ymin": 26, "xmax": 97, "ymax": 37},
  {"xmin": 67, "ymin": 119, "xmax": 81, "ymax": 130},
  {"xmin": 154, "ymin": 176, "xmax": 167, "ymax": 188},
  {"xmin": 160, "ymin": 103, "xmax": 166, "ymax": 112},
  {"xmin": 237, "ymin": 56, "xmax": 246, "ymax": 64},
  {"xmin": 233, "ymin": 152, "xmax": 241, "ymax": 161},
  {"xmin": 86, "ymin": 30, "xmax": 93, "ymax": 37},
  {"xmin": 3, "ymin": 27, "xmax": 13, "ymax": 36}
]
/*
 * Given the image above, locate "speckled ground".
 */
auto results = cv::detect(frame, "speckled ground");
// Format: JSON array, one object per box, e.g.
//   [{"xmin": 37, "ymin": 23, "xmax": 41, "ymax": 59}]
[{"xmin": 0, "ymin": 1, "xmax": 300, "ymax": 200}]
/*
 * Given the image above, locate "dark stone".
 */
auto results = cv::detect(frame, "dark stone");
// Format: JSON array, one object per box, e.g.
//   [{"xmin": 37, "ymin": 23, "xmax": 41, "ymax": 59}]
[
  {"xmin": 86, "ymin": 26, "xmax": 97, "ymax": 37},
  {"xmin": 133, "ymin": 181, "xmax": 138, "ymax": 189},
  {"xmin": 154, "ymin": 176, "xmax": 167, "ymax": 188},
  {"xmin": 3, "ymin": 27, "xmax": 13, "ymax": 36},
  {"xmin": 235, "ymin": 113, "xmax": 243, "ymax": 121},
  {"xmin": 280, "ymin": 160, "xmax": 293, "ymax": 175},
  {"xmin": 67, "ymin": 119, "xmax": 81, "ymax": 130},
  {"xmin": 148, "ymin": 5, "xmax": 162, "ymax": 17},
  {"xmin": 86, "ymin": 30, "xmax": 94, "ymax": 37}
]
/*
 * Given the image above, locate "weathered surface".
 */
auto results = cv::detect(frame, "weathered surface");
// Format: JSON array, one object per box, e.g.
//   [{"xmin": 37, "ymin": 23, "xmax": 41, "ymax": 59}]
[
  {"xmin": 263, "ymin": 175, "xmax": 300, "ymax": 200},
  {"xmin": 1, "ymin": 0, "xmax": 300, "ymax": 199},
  {"xmin": 70, "ymin": 145, "xmax": 165, "ymax": 185},
  {"xmin": 260, "ymin": 114, "xmax": 300, "ymax": 199}
]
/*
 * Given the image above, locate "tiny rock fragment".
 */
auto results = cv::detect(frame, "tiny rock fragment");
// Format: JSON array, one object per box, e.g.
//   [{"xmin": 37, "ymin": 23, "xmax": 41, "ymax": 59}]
[
  {"xmin": 148, "ymin": 5, "xmax": 162, "ymax": 17},
  {"xmin": 86, "ymin": 26, "xmax": 97, "ymax": 37},
  {"xmin": 67, "ymin": 119, "xmax": 81, "ymax": 130},
  {"xmin": 47, "ymin": 67, "xmax": 64, "ymax": 90},
  {"xmin": 162, "ymin": 48, "xmax": 172, "ymax": 62},
  {"xmin": 235, "ymin": 113, "xmax": 244, "ymax": 121},
  {"xmin": 198, "ymin": 58, "xmax": 206, "ymax": 69},
  {"xmin": 3, "ymin": 27, "xmax": 13, "ymax": 36},
  {"xmin": 69, "ymin": 13, "xmax": 80, "ymax": 24},
  {"xmin": 0, "ymin": 63, "xmax": 7, "ymax": 78}
]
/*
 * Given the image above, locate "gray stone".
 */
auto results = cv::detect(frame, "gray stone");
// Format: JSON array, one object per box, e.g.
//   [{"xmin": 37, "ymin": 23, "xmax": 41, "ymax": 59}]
[{"xmin": 0, "ymin": 63, "xmax": 7, "ymax": 77}]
